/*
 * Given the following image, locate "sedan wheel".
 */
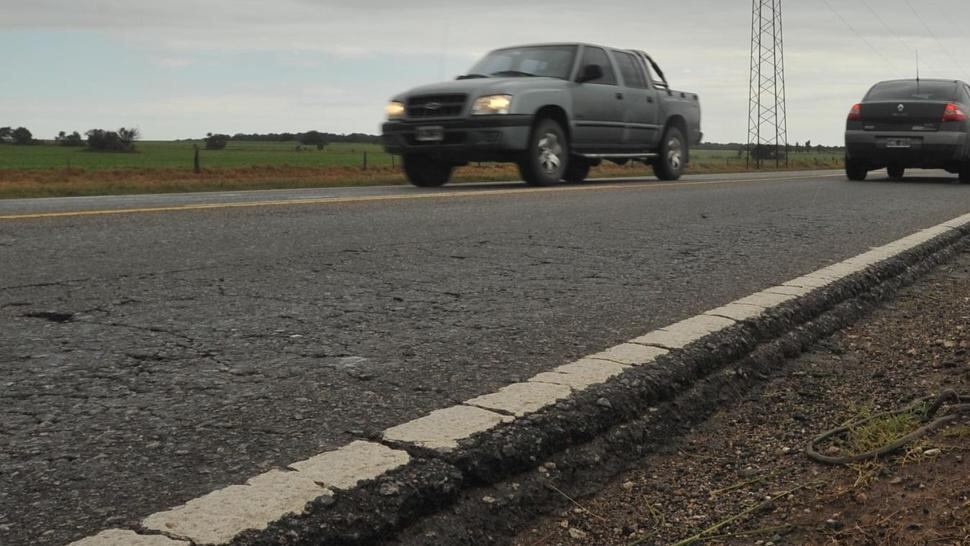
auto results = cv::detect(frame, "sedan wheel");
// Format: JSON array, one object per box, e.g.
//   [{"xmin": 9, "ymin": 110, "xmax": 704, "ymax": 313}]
[{"xmin": 887, "ymin": 165, "xmax": 905, "ymax": 181}]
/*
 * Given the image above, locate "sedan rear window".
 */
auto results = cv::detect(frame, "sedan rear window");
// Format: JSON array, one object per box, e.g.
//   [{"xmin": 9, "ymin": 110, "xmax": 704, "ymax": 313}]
[{"xmin": 865, "ymin": 81, "xmax": 958, "ymax": 102}]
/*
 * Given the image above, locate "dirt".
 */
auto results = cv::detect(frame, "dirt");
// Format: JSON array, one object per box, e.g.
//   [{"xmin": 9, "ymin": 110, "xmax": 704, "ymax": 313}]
[{"xmin": 514, "ymin": 249, "xmax": 970, "ymax": 546}]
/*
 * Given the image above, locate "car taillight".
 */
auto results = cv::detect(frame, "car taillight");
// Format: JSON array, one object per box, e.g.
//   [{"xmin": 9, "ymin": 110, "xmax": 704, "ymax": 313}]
[
  {"xmin": 847, "ymin": 103, "xmax": 862, "ymax": 121},
  {"xmin": 943, "ymin": 103, "xmax": 967, "ymax": 122}
]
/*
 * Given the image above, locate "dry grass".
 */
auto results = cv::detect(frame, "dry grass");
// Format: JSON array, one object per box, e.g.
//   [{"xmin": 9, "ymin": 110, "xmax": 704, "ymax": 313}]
[{"xmin": 0, "ymin": 157, "xmax": 843, "ymax": 199}]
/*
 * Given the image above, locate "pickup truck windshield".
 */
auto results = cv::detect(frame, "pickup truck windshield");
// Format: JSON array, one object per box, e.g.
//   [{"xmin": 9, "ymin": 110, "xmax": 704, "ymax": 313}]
[{"xmin": 466, "ymin": 46, "xmax": 577, "ymax": 80}]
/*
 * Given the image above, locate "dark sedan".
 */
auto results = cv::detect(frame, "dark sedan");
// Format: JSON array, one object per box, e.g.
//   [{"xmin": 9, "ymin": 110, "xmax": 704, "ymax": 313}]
[{"xmin": 845, "ymin": 78, "xmax": 970, "ymax": 182}]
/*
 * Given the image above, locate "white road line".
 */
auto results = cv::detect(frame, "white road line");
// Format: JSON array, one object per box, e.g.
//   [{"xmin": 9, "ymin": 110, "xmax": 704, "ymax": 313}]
[{"xmin": 67, "ymin": 210, "xmax": 970, "ymax": 546}]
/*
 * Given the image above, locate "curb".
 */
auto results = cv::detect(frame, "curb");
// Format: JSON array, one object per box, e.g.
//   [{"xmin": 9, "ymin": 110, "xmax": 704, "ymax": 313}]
[{"xmin": 72, "ymin": 212, "xmax": 970, "ymax": 546}]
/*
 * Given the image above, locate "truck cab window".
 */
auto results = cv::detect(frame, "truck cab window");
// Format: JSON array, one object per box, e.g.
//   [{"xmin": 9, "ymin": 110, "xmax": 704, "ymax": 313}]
[
  {"xmin": 615, "ymin": 52, "xmax": 648, "ymax": 89},
  {"xmin": 578, "ymin": 47, "xmax": 617, "ymax": 86}
]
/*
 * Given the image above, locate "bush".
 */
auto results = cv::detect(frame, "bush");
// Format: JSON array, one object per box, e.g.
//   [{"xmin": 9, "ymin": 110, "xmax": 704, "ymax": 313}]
[
  {"xmin": 204, "ymin": 133, "xmax": 230, "ymax": 150},
  {"xmin": 86, "ymin": 127, "xmax": 139, "ymax": 152},
  {"xmin": 299, "ymin": 130, "xmax": 328, "ymax": 150},
  {"xmin": 55, "ymin": 131, "xmax": 85, "ymax": 147},
  {"xmin": 748, "ymin": 144, "xmax": 787, "ymax": 161}
]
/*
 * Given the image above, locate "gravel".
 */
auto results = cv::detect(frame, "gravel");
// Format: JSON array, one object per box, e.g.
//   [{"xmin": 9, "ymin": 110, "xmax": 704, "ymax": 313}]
[{"xmin": 514, "ymin": 248, "xmax": 970, "ymax": 546}]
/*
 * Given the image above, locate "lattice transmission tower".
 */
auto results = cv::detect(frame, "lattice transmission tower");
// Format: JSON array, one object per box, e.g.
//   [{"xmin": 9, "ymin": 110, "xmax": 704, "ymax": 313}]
[{"xmin": 747, "ymin": 0, "xmax": 788, "ymax": 168}]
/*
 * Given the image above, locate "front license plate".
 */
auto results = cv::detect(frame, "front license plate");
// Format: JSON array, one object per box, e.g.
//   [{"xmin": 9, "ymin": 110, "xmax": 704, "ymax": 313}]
[
  {"xmin": 415, "ymin": 126, "xmax": 444, "ymax": 142},
  {"xmin": 885, "ymin": 138, "xmax": 912, "ymax": 149}
]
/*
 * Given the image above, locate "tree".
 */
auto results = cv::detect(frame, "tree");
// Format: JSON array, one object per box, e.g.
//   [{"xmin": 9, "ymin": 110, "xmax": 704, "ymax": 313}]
[
  {"xmin": 0, "ymin": 127, "xmax": 11, "ymax": 143},
  {"xmin": 55, "ymin": 131, "xmax": 84, "ymax": 147},
  {"xmin": 11, "ymin": 127, "xmax": 33, "ymax": 145},
  {"xmin": 204, "ymin": 133, "xmax": 230, "ymax": 150},
  {"xmin": 299, "ymin": 130, "xmax": 328, "ymax": 150},
  {"xmin": 85, "ymin": 127, "xmax": 139, "ymax": 152},
  {"xmin": 117, "ymin": 127, "xmax": 140, "ymax": 147}
]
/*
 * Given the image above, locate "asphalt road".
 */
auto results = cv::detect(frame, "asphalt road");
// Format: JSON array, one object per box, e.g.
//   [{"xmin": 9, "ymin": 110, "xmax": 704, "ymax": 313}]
[{"xmin": 2, "ymin": 169, "xmax": 970, "ymax": 545}]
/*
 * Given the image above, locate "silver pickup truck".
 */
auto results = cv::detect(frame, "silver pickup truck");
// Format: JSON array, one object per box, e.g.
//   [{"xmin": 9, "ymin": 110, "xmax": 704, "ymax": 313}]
[{"xmin": 381, "ymin": 42, "xmax": 701, "ymax": 187}]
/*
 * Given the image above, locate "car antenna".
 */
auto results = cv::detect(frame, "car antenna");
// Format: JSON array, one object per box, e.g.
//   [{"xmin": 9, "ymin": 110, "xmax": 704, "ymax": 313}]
[{"xmin": 916, "ymin": 49, "xmax": 920, "ymax": 91}]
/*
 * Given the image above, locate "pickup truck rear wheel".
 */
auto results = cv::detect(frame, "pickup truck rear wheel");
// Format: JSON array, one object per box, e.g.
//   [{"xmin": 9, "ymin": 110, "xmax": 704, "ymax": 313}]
[
  {"xmin": 402, "ymin": 154, "xmax": 453, "ymax": 187},
  {"xmin": 519, "ymin": 119, "xmax": 568, "ymax": 186},
  {"xmin": 653, "ymin": 127, "xmax": 686, "ymax": 181},
  {"xmin": 563, "ymin": 157, "xmax": 591, "ymax": 183}
]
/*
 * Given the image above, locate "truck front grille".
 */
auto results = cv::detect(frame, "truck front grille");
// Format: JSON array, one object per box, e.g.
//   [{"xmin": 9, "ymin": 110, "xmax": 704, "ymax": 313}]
[{"xmin": 407, "ymin": 94, "xmax": 467, "ymax": 119}]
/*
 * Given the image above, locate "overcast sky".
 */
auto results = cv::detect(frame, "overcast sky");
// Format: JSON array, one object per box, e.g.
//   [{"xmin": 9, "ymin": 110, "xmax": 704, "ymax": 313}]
[{"xmin": 2, "ymin": 0, "xmax": 969, "ymax": 145}]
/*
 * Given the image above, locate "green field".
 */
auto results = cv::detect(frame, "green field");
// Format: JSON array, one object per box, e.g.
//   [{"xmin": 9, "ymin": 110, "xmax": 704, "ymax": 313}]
[{"xmin": 0, "ymin": 141, "xmax": 396, "ymax": 170}]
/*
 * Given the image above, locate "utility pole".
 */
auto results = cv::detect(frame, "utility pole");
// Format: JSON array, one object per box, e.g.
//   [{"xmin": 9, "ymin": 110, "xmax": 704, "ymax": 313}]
[{"xmin": 747, "ymin": 0, "xmax": 789, "ymax": 169}]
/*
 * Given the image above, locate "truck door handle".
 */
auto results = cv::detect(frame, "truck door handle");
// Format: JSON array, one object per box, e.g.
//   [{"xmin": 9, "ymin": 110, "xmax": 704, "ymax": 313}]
[{"xmin": 615, "ymin": 92, "xmax": 624, "ymax": 100}]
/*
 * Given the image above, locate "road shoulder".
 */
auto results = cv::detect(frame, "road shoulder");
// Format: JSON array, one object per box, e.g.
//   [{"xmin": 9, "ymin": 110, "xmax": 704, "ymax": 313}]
[{"xmin": 514, "ymin": 249, "xmax": 970, "ymax": 546}]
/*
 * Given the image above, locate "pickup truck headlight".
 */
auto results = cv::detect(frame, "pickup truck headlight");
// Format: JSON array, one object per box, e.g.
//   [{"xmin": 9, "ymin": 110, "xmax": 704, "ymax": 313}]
[
  {"xmin": 472, "ymin": 94, "xmax": 512, "ymax": 115},
  {"xmin": 385, "ymin": 101, "xmax": 405, "ymax": 120}
]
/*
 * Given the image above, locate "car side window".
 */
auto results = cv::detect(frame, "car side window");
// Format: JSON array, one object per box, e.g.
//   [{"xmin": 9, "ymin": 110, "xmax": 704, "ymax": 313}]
[
  {"xmin": 578, "ymin": 46, "xmax": 617, "ymax": 86},
  {"xmin": 614, "ymin": 52, "xmax": 648, "ymax": 89}
]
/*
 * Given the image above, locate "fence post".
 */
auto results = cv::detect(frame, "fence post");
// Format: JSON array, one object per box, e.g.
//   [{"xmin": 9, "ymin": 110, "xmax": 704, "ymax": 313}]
[
  {"xmin": 363, "ymin": 151, "xmax": 368, "ymax": 171},
  {"xmin": 193, "ymin": 144, "xmax": 201, "ymax": 174},
  {"xmin": 391, "ymin": 155, "xmax": 395, "ymax": 169}
]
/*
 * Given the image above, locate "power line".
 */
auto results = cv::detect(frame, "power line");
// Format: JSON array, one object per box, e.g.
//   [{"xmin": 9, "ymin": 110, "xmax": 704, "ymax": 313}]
[
  {"xmin": 860, "ymin": 0, "xmax": 913, "ymax": 55},
  {"xmin": 902, "ymin": 0, "xmax": 970, "ymax": 76},
  {"xmin": 819, "ymin": 0, "xmax": 899, "ymax": 73}
]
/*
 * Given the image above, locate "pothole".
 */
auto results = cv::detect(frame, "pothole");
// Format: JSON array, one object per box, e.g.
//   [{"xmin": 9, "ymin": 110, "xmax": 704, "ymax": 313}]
[{"xmin": 22, "ymin": 311, "xmax": 76, "ymax": 323}]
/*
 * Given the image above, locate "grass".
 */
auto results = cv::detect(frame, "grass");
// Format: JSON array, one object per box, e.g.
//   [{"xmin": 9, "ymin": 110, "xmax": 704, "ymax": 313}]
[
  {"xmin": 0, "ymin": 141, "xmax": 844, "ymax": 199},
  {"xmin": 833, "ymin": 404, "xmax": 933, "ymax": 487},
  {"xmin": 845, "ymin": 410, "xmax": 923, "ymax": 456}
]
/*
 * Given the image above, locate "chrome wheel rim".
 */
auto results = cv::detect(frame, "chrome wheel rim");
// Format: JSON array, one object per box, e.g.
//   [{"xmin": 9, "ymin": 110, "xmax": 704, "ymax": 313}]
[
  {"xmin": 537, "ymin": 132, "xmax": 563, "ymax": 176},
  {"xmin": 666, "ymin": 137, "xmax": 683, "ymax": 170}
]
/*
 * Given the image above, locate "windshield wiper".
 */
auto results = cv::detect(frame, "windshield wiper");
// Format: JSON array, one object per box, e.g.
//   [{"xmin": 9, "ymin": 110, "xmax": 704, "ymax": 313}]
[
  {"xmin": 457, "ymin": 73, "xmax": 489, "ymax": 80},
  {"xmin": 490, "ymin": 70, "xmax": 537, "ymax": 77}
]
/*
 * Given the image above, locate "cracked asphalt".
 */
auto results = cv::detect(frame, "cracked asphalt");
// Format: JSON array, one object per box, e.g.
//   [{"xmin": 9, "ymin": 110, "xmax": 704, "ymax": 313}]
[{"xmin": 2, "ymin": 171, "xmax": 970, "ymax": 545}]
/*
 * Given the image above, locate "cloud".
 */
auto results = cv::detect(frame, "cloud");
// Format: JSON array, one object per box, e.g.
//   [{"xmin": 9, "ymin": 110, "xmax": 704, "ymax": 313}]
[
  {"xmin": 153, "ymin": 57, "xmax": 194, "ymax": 69},
  {"xmin": 2, "ymin": 0, "xmax": 969, "ymax": 143}
]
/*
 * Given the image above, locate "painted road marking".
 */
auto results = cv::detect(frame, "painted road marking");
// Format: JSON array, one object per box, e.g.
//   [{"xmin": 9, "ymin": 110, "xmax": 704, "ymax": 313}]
[
  {"xmin": 66, "ymin": 208, "xmax": 970, "ymax": 546},
  {"xmin": 383, "ymin": 405, "xmax": 513, "ymax": 452},
  {"xmin": 529, "ymin": 358, "xmax": 631, "ymax": 391},
  {"xmin": 465, "ymin": 381, "xmax": 573, "ymax": 418},
  {"xmin": 142, "ymin": 470, "xmax": 330, "ymax": 545},
  {"xmin": 68, "ymin": 530, "xmax": 189, "ymax": 546},
  {"xmin": 588, "ymin": 344, "xmax": 669, "ymax": 366},
  {"xmin": 631, "ymin": 314, "xmax": 736, "ymax": 350},
  {"xmin": 1, "ymin": 173, "xmax": 834, "ymax": 221},
  {"xmin": 288, "ymin": 441, "xmax": 410, "ymax": 490}
]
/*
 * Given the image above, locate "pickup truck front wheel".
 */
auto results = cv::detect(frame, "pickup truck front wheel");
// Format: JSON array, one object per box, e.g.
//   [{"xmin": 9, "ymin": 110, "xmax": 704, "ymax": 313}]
[
  {"xmin": 402, "ymin": 154, "xmax": 453, "ymax": 187},
  {"xmin": 653, "ymin": 127, "xmax": 686, "ymax": 181},
  {"xmin": 519, "ymin": 119, "xmax": 568, "ymax": 186}
]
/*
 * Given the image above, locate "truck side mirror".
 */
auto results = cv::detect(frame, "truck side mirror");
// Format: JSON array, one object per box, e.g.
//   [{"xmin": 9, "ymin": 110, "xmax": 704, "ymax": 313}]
[{"xmin": 577, "ymin": 64, "xmax": 604, "ymax": 83}]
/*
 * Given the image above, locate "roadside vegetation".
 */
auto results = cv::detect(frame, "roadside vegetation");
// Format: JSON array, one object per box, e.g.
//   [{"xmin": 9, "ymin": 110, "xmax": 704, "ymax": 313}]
[{"xmin": 0, "ymin": 134, "xmax": 844, "ymax": 199}]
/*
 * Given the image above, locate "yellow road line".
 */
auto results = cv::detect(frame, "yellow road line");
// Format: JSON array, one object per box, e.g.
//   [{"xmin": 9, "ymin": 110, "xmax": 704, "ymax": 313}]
[{"xmin": 0, "ymin": 173, "xmax": 835, "ymax": 221}]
